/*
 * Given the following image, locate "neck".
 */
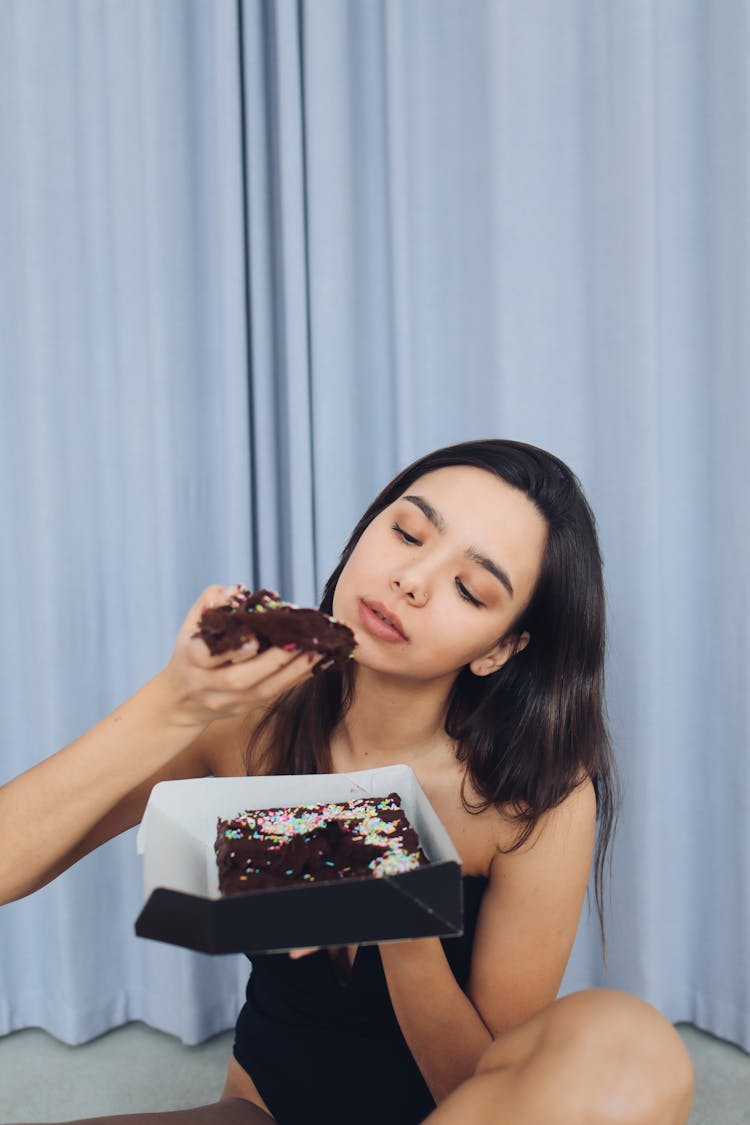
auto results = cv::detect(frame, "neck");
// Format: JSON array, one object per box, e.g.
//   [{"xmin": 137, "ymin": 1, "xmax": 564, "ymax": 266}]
[{"xmin": 334, "ymin": 665, "xmax": 456, "ymax": 769}]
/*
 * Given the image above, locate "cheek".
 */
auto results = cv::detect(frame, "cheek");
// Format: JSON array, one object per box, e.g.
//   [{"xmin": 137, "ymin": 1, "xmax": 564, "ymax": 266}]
[
  {"xmin": 448, "ymin": 600, "xmax": 514, "ymax": 660},
  {"xmin": 424, "ymin": 603, "xmax": 499, "ymax": 666},
  {"xmin": 333, "ymin": 526, "xmax": 386, "ymax": 599}
]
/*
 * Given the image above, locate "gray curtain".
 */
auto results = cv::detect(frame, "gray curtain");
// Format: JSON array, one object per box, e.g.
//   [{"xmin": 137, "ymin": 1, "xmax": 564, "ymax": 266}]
[{"xmin": 1, "ymin": 0, "xmax": 748, "ymax": 1054}]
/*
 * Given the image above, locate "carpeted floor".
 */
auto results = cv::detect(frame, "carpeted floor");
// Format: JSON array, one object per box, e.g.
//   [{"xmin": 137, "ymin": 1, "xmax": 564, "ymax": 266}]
[{"xmin": 0, "ymin": 1022, "xmax": 747, "ymax": 1124}]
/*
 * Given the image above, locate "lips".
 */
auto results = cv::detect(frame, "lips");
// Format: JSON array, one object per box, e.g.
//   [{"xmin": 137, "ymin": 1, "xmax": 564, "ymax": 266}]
[{"xmin": 359, "ymin": 599, "xmax": 409, "ymax": 642}]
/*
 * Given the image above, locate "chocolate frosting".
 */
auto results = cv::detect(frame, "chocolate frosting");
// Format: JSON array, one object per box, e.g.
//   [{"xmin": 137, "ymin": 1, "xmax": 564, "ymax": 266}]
[
  {"xmin": 215, "ymin": 792, "xmax": 427, "ymax": 895},
  {"xmin": 196, "ymin": 587, "xmax": 356, "ymax": 671}
]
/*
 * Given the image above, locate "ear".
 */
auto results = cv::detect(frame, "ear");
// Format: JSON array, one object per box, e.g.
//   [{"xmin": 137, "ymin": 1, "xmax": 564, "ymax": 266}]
[{"xmin": 469, "ymin": 631, "xmax": 530, "ymax": 677}]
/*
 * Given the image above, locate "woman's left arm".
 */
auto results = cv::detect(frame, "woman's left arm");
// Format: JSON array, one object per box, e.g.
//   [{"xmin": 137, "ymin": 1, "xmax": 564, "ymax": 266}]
[{"xmin": 378, "ymin": 777, "xmax": 597, "ymax": 1104}]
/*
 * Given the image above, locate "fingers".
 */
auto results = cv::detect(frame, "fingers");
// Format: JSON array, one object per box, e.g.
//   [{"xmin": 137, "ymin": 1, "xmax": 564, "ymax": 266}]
[
  {"xmin": 213, "ymin": 647, "xmax": 324, "ymax": 701},
  {"xmin": 173, "ymin": 585, "xmax": 327, "ymax": 718},
  {"xmin": 184, "ymin": 641, "xmax": 324, "ymax": 719},
  {"xmin": 190, "ymin": 584, "xmax": 243, "ymax": 622},
  {"xmin": 184, "ymin": 584, "xmax": 257, "ymax": 668},
  {"xmin": 180, "ymin": 584, "xmax": 242, "ymax": 644},
  {"xmin": 186, "ymin": 585, "xmax": 325, "ymax": 679},
  {"xmin": 267, "ymin": 649, "xmax": 327, "ymax": 695},
  {"xmin": 288, "ymin": 947, "xmax": 320, "ymax": 960},
  {"xmin": 186, "ymin": 633, "xmax": 261, "ymax": 671}
]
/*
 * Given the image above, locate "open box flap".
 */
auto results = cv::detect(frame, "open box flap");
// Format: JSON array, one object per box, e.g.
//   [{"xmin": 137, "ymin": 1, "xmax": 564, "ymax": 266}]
[
  {"xmin": 137, "ymin": 765, "xmax": 461, "ymax": 890},
  {"xmin": 138, "ymin": 766, "xmax": 404, "ymax": 852}
]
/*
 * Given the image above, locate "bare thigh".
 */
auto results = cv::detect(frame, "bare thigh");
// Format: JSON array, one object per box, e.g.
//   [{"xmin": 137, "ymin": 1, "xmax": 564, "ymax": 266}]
[
  {"xmin": 7, "ymin": 1058, "xmax": 274, "ymax": 1125},
  {"xmin": 221, "ymin": 1056, "xmax": 274, "ymax": 1120},
  {"xmin": 10, "ymin": 1102, "xmax": 274, "ymax": 1125}
]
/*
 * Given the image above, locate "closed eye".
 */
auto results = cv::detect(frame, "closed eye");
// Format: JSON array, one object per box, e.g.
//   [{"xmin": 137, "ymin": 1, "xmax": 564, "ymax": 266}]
[
  {"xmin": 392, "ymin": 523, "xmax": 421, "ymax": 546},
  {"xmin": 456, "ymin": 580, "xmax": 484, "ymax": 608}
]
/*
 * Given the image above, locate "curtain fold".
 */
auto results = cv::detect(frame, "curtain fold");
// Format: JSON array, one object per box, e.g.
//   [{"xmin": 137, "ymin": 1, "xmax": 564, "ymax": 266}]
[
  {"xmin": 1, "ymin": 0, "xmax": 747, "ymax": 1052},
  {"xmin": 240, "ymin": 0, "xmax": 318, "ymax": 604},
  {"xmin": 0, "ymin": 0, "xmax": 255, "ymax": 1045}
]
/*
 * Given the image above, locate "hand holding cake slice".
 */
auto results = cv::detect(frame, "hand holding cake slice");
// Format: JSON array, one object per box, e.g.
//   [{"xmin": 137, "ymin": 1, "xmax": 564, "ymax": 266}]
[{"xmin": 195, "ymin": 586, "xmax": 356, "ymax": 671}]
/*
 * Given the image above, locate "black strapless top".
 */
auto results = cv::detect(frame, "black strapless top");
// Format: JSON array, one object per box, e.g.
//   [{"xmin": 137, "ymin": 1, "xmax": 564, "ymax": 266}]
[{"xmin": 233, "ymin": 874, "xmax": 488, "ymax": 1125}]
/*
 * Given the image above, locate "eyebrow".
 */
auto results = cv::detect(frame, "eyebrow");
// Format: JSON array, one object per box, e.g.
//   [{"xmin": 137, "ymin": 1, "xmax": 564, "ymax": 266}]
[
  {"xmin": 402, "ymin": 494, "xmax": 515, "ymax": 598},
  {"xmin": 403, "ymin": 494, "xmax": 446, "ymax": 533}
]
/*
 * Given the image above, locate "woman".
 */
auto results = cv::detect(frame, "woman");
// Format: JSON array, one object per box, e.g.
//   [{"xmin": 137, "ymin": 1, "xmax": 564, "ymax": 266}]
[{"xmin": 1, "ymin": 440, "xmax": 694, "ymax": 1125}]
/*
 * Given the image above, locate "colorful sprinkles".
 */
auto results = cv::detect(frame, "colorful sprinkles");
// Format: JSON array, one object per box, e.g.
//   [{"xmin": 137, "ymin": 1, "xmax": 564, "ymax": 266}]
[
  {"xmin": 228, "ymin": 587, "xmax": 347, "ymax": 629},
  {"xmin": 216, "ymin": 794, "xmax": 425, "ymax": 891},
  {"xmin": 197, "ymin": 587, "xmax": 356, "ymax": 666}
]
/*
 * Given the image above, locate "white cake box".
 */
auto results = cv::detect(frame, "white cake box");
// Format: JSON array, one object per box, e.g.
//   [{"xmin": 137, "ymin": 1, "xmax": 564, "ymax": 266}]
[{"xmin": 135, "ymin": 764, "xmax": 463, "ymax": 955}]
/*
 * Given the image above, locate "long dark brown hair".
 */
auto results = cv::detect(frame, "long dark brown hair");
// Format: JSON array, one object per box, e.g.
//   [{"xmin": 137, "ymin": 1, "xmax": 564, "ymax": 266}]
[{"xmin": 246, "ymin": 439, "xmax": 620, "ymax": 951}]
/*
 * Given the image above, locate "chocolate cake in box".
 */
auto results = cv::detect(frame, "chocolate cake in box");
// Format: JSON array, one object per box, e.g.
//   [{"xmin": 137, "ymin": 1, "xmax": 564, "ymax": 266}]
[
  {"xmin": 135, "ymin": 767, "xmax": 463, "ymax": 956},
  {"xmin": 215, "ymin": 792, "xmax": 427, "ymax": 894}
]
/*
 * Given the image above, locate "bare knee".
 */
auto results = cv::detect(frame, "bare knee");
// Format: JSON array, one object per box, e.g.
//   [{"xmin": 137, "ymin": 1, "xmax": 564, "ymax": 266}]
[
  {"xmin": 476, "ymin": 989, "xmax": 694, "ymax": 1125},
  {"xmin": 556, "ymin": 990, "xmax": 694, "ymax": 1124}
]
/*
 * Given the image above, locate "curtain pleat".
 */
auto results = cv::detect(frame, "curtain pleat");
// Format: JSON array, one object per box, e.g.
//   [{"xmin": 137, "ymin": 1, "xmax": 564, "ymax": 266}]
[
  {"xmin": 0, "ymin": 0, "xmax": 255, "ymax": 1045},
  {"xmin": 241, "ymin": 0, "xmax": 318, "ymax": 603}
]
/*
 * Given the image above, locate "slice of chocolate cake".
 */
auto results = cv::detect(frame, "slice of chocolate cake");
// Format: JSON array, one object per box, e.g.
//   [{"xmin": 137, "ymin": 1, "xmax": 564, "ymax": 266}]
[
  {"xmin": 215, "ymin": 792, "xmax": 427, "ymax": 895},
  {"xmin": 196, "ymin": 587, "xmax": 356, "ymax": 671}
]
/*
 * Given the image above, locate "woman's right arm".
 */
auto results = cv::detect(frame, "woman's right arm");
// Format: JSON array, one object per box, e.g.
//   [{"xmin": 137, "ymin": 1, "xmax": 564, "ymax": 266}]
[{"xmin": 0, "ymin": 585, "xmax": 320, "ymax": 905}]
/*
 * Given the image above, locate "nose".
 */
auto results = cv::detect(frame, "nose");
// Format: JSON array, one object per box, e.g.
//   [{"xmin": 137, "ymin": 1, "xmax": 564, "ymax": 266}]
[{"xmin": 391, "ymin": 575, "xmax": 429, "ymax": 607}]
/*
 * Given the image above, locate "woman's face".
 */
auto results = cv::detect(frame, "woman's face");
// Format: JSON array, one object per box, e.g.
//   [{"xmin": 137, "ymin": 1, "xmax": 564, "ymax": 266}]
[{"xmin": 332, "ymin": 465, "xmax": 548, "ymax": 683}]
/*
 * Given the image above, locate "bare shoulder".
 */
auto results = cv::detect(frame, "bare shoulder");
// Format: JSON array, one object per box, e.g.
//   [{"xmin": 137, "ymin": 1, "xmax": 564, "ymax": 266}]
[{"xmin": 495, "ymin": 773, "xmax": 597, "ymax": 857}]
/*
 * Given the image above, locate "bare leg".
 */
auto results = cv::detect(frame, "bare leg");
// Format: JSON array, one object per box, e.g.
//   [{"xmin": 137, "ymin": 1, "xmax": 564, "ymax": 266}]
[
  {"xmin": 422, "ymin": 989, "xmax": 694, "ymax": 1125},
  {"xmin": 12, "ymin": 1099, "xmax": 274, "ymax": 1125}
]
